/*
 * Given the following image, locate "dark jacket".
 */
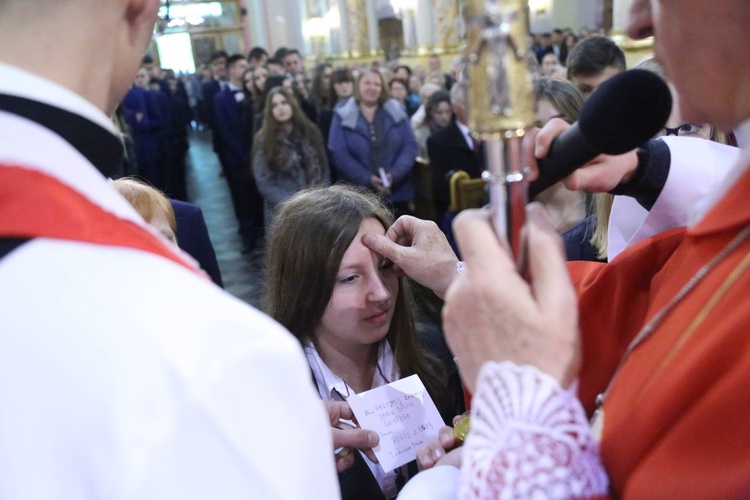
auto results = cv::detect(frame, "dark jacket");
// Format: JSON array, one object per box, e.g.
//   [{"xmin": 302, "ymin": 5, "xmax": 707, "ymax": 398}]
[
  {"xmin": 213, "ymin": 88, "xmax": 247, "ymax": 168},
  {"xmin": 121, "ymin": 86, "xmax": 164, "ymax": 185},
  {"xmin": 170, "ymin": 199, "xmax": 224, "ymax": 288},
  {"xmin": 426, "ymin": 119, "xmax": 484, "ymax": 216},
  {"xmin": 328, "ymin": 97, "xmax": 418, "ymax": 204}
]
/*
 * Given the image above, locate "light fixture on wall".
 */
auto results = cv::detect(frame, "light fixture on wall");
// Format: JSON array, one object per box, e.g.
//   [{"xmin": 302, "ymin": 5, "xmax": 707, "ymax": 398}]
[
  {"xmin": 325, "ymin": 6, "xmax": 340, "ymax": 30},
  {"xmin": 303, "ymin": 17, "xmax": 328, "ymax": 39},
  {"xmin": 325, "ymin": 7, "xmax": 341, "ymax": 54},
  {"xmin": 528, "ymin": 0, "xmax": 550, "ymax": 15},
  {"xmin": 303, "ymin": 17, "xmax": 328, "ymax": 56},
  {"xmin": 390, "ymin": 0, "xmax": 417, "ymax": 19}
]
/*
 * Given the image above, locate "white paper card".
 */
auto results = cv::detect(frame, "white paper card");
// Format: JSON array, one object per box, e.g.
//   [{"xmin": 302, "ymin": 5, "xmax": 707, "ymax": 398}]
[{"xmin": 346, "ymin": 374, "xmax": 444, "ymax": 472}]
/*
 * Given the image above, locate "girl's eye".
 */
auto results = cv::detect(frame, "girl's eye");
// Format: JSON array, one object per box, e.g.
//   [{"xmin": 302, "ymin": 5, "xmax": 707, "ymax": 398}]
[
  {"xmin": 339, "ymin": 275, "xmax": 358, "ymax": 284},
  {"xmin": 680, "ymin": 124, "xmax": 703, "ymax": 134}
]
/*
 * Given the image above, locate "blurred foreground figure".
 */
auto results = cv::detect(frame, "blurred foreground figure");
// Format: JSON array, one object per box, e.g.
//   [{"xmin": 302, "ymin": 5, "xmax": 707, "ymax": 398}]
[
  {"xmin": 0, "ymin": 1, "xmax": 337, "ymax": 498},
  {"xmin": 390, "ymin": 1, "xmax": 750, "ymax": 497}
]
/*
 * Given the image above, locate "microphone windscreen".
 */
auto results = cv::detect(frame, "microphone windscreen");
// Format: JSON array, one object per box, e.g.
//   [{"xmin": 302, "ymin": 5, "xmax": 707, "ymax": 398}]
[{"xmin": 579, "ymin": 69, "xmax": 672, "ymax": 155}]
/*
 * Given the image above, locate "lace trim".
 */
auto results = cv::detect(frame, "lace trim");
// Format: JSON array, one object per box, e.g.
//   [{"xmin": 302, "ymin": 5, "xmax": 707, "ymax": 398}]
[{"xmin": 459, "ymin": 362, "xmax": 608, "ymax": 499}]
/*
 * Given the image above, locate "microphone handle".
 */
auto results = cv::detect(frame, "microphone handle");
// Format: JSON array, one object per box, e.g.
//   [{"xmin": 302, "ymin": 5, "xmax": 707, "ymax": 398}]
[{"xmin": 527, "ymin": 123, "xmax": 600, "ymax": 198}]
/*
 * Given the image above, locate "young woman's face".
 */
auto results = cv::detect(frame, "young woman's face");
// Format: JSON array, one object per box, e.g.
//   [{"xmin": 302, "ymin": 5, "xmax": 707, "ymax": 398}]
[
  {"xmin": 315, "ymin": 218, "xmax": 398, "ymax": 349},
  {"xmin": 534, "ymin": 98, "xmax": 564, "ymax": 128},
  {"xmin": 243, "ymin": 71, "xmax": 254, "ymax": 93},
  {"xmin": 271, "ymin": 92, "xmax": 293, "ymax": 123},
  {"xmin": 431, "ymin": 101, "xmax": 452, "ymax": 128},
  {"xmin": 321, "ymin": 67, "xmax": 333, "ymax": 91},
  {"xmin": 253, "ymin": 66, "xmax": 268, "ymax": 93},
  {"xmin": 333, "ymin": 80, "xmax": 353, "ymax": 99}
]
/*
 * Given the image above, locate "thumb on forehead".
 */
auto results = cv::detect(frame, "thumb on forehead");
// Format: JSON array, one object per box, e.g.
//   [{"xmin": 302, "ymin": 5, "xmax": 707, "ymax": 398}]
[{"xmin": 362, "ymin": 233, "xmax": 401, "ymax": 260}]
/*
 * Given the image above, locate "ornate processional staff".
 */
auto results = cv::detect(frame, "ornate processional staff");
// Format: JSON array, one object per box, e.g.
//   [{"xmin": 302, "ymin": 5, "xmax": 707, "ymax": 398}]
[{"xmin": 464, "ymin": 0, "xmax": 536, "ymax": 268}]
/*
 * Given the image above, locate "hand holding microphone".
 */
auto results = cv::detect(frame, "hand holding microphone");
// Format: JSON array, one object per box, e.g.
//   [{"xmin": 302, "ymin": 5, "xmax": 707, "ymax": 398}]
[{"xmin": 526, "ymin": 69, "xmax": 672, "ymax": 197}]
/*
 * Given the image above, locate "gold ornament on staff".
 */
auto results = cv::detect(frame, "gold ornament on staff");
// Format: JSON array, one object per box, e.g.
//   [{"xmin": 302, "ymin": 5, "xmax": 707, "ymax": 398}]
[{"xmin": 464, "ymin": 0, "xmax": 535, "ymax": 265}]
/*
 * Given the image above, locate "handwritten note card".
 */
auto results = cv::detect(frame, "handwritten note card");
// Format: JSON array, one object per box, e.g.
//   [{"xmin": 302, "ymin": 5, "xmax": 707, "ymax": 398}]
[{"xmin": 346, "ymin": 374, "xmax": 444, "ymax": 472}]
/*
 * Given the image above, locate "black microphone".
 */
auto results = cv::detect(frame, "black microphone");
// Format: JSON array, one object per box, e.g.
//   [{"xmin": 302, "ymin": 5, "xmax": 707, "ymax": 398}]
[{"xmin": 528, "ymin": 69, "xmax": 672, "ymax": 198}]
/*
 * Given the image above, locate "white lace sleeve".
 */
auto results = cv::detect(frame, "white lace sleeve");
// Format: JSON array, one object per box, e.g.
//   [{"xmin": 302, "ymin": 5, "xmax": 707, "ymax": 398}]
[{"xmin": 459, "ymin": 361, "xmax": 609, "ymax": 499}]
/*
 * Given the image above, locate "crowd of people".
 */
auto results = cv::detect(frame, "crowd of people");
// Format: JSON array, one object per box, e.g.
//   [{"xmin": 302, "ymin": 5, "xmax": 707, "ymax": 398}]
[
  {"xmin": 116, "ymin": 25, "xmax": 613, "ymax": 256},
  {"xmin": 2, "ymin": 0, "xmax": 750, "ymax": 497}
]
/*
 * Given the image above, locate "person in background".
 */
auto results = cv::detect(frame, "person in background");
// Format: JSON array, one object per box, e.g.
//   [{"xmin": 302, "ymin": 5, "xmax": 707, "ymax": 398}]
[
  {"xmin": 241, "ymin": 65, "xmax": 260, "ymax": 152},
  {"xmin": 247, "ymin": 46, "xmax": 268, "ymax": 66},
  {"xmin": 413, "ymin": 90, "xmax": 451, "ymax": 161},
  {"xmin": 317, "ymin": 67, "xmax": 354, "ymax": 183},
  {"xmin": 317, "ymin": 67, "xmax": 354, "ymax": 143},
  {"xmin": 252, "ymin": 74, "xmax": 294, "ymax": 138},
  {"xmin": 252, "ymin": 87, "xmax": 329, "ymax": 225},
  {"xmin": 550, "ymin": 28, "xmax": 568, "ymax": 66},
  {"xmin": 284, "ymin": 49, "xmax": 304, "ymax": 78},
  {"xmin": 122, "ymin": 67, "xmax": 165, "ymax": 190},
  {"xmin": 214, "ymin": 54, "xmax": 261, "ymax": 252},
  {"xmin": 309, "ymin": 62, "xmax": 334, "ymax": 118},
  {"xmin": 388, "ymin": 77, "xmax": 409, "ymax": 114},
  {"xmin": 164, "ymin": 74, "xmax": 190, "ymax": 201},
  {"xmin": 427, "ymin": 55, "xmax": 453, "ymax": 90},
  {"xmin": 410, "ymin": 82, "xmax": 442, "ymax": 130},
  {"xmin": 394, "ymin": 65, "xmax": 411, "ymax": 82},
  {"xmin": 529, "ymin": 78, "xmax": 592, "ymax": 260},
  {"xmin": 406, "ymin": 74, "xmax": 422, "ymax": 117},
  {"xmin": 566, "ymin": 35, "xmax": 626, "ymax": 97},
  {"xmin": 328, "ymin": 68, "xmax": 418, "ymax": 217},
  {"xmin": 112, "ymin": 177, "xmax": 177, "ymax": 246},
  {"xmin": 147, "ymin": 77, "xmax": 172, "ymax": 193},
  {"xmin": 426, "ymin": 81, "xmax": 483, "ymax": 222},
  {"xmin": 170, "ymin": 198, "xmax": 224, "ymax": 288},
  {"xmin": 266, "ymin": 57, "xmax": 286, "ymax": 76},
  {"xmin": 201, "ymin": 50, "xmax": 229, "ymax": 160},
  {"xmin": 540, "ymin": 52, "xmax": 562, "ymax": 76}
]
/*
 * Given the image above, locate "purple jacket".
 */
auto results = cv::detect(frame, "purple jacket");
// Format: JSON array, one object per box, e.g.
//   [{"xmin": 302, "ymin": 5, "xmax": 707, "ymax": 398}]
[{"xmin": 328, "ymin": 97, "xmax": 417, "ymax": 203}]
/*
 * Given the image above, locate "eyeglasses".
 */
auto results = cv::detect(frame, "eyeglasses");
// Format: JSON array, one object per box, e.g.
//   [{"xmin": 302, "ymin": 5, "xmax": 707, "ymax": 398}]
[{"xmin": 663, "ymin": 123, "xmax": 705, "ymax": 136}]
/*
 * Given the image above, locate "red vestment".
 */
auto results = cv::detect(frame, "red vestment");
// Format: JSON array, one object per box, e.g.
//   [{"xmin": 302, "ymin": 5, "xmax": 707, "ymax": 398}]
[{"xmin": 571, "ymin": 166, "xmax": 750, "ymax": 497}]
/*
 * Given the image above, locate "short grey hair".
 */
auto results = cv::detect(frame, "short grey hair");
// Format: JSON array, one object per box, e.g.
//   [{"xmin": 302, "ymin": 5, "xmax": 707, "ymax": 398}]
[{"xmin": 450, "ymin": 81, "xmax": 467, "ymax": 106}]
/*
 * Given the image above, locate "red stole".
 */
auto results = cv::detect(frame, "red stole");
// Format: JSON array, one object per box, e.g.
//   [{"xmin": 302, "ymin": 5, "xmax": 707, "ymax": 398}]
[{"xmin": 0, "ymin": 164, "xmax": 199, "ymax": 275}]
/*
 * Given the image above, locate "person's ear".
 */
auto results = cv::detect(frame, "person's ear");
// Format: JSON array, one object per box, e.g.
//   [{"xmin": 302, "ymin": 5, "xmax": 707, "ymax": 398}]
[{"xmin": 123, "ymin": 0, "xmax": 160, "ymax": 46}]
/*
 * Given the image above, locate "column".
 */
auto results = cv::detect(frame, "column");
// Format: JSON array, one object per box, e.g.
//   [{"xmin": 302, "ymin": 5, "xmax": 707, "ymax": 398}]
[
  {"xmin": 414, "ymin": 0, "xmax": 433, "ymax": 53},
  {"xmin": 365, "ymin": 0, "xmax": 380, "ymax": 56},
  {"xmin": 612, "ymin": 0, "xmax": 632, "ymax": 33},
  {"xmin": 245, "ymin": 0, "xmax": 269, "ymax": 49},
  {"xmin": 431, "ymin": 0, "xmax": 460, "ymax": 51},
  {"xmin": 342, "ymin": 0, "xmax": 368, "ymax": 57}
]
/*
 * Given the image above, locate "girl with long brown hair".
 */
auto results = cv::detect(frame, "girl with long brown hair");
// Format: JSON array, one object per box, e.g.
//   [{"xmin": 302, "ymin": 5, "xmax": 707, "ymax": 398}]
[
  {"xmin": 264, "ymin": 185, "xmax": 464, "ymax": 499},
  {"xmin": 251, "ymin": 87, "xmax": 329, "ymax": 225}
]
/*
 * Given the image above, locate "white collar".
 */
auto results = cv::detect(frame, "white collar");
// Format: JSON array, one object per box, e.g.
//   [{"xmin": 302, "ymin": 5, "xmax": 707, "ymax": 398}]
[
  {"xmin": 304, "ymin": 341, "xmax": 398, "ymax": 401},
  {"xmin": 689, "ymin": 117, "xmax": 750, "ymax": 226},
  {"xmin": 455, "ymin": 120, "xmax": 474, "ymax": 149},
  {"xmin": 304, "ymin": 340, "xmax": 400, "ymax": 497},
  {"xmin": 0, "ymin": 62, "xmax": 116, "ymax": 134}
]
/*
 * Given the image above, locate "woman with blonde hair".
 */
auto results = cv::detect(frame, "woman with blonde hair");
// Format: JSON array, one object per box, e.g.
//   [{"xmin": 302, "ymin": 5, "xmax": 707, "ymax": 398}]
[{"xmin": 328, "ymin": 68, "xmax": 418, "ymax": 217}]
